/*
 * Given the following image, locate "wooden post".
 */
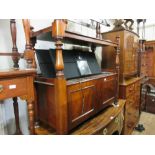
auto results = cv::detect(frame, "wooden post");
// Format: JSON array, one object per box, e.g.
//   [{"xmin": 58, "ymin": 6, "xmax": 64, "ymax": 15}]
[
  {"xmin": 10, "ymin": 19, "xmax": 23, "ymax": 135},
  {"xmin": 10, "ymin": 19, "xmax": 19, "ymax": 69},
  {"xmin": 29, "ymin": 26, "xmax": 38, "ymax": 128},
  {"xmin": 96, "ymin": 22, "xmax": 101, "ymax": 39},
  {"xmin": 13, "ymin": 97, "xmax": 22, "ymax": 135},
  {"xmin": 22, "ymin": 19, "xmax": 36, "ymax": 69},
  {"xmin": 52, "ymin": 19, "xmax": 68, "ymax": 134},
  {"xmin": 115, "ymin": 36, "xmax": 120, "ymax": 104},
  {"xmin": 91, "ymin": 44, "xmax": 96, "ymax": 53},
  {"xmin": 138, "ymin": 39, "xmax": 145, "ymax": 77}
]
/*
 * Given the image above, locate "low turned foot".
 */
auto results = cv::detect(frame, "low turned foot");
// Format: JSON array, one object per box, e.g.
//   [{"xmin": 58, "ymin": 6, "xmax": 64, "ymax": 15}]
[{"xmin": 13, "ymin": 97, "xmax": 22, "ymax": 135}]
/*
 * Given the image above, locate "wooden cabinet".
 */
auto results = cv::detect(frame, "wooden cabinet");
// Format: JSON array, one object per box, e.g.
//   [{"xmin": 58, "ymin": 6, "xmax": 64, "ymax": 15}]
[
  {"xmin": 102, "ymin": 30, "xmax": 139, "ymax": 83},
  {"xmin": 119, "ymin": 77, "xmax": 141, "ymax": 135},
  {"xmin": 35, "ymin": 73, "xmax": 117, "ymax": 132},
  {"xmin": 35, "ymin": 100, "xmax": 125, "ymax": 135},
  {"xmin": 24, "ymin": 19, "xmax": 120, "ymax": 134}
]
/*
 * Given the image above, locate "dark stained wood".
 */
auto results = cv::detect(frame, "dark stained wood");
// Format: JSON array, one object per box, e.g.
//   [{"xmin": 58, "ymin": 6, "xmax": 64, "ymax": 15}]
[
  {"xmin": 115, "ymin": 36, "xmax": 120, "ymax": 103},
  {"xmin": 35, "ymin": 99, "xmax": 125, "ymax": 135},
  {"xmin": 35, "ymin": 73, "xmax": 117, "ymax": 133},
  {"xmin": 13, "ymin": 97, "xmax": 22, "ymax": 135},
  {"xmin": 71, "ymin": 99, "xmax": 125, "ymax": 135}
]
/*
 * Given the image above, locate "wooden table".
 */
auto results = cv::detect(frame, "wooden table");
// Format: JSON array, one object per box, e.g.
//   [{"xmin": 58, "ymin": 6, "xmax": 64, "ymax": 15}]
[{"xmin": 0, "ymin": 69, "xmax": 36, "ymax": 135}]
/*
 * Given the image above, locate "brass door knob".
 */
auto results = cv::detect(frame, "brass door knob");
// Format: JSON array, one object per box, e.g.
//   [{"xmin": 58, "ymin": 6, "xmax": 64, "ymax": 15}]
[
  {"xmin": 103, "ymin": 128, "xmax": 108, "ymax": 135},
  {"xmin": 0, "ymin": 85, "xmax": 3, "ymax": 93},
  {"xmin": 115, "ymin": 117, "xmax": 119, "ymax": 124}
]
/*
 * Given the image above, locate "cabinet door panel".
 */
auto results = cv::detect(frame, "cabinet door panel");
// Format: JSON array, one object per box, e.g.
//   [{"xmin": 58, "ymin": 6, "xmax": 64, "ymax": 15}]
[
  {"xmin": 99, "ymin": 76, "xmax": 116, "ymax": 109},
  {"xmin": 68, "ymin": 89, "xmax": 83, "ymax": 121},
  {"xmin": 82, "ymin": 86, "xmax": 95, "ymax": 113},
  {"xmin": 67, "ymin": 82, "xmax": 96, "ymax": 129}
]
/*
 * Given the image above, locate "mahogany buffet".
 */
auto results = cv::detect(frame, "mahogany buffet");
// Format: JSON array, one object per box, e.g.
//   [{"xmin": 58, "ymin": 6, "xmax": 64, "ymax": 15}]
[{"xmin": 22, "ymin": 19, "xmax": 120, "ymax": 134}]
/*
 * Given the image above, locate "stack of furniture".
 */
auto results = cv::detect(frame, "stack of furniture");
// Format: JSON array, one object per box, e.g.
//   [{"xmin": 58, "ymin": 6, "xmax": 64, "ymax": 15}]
[
  {"xmin": 0, "ymin": 19, "xmax": 36, "ymax": 134},
  {"xmin": 102, "ymin": 29, "xmax": 141, "ymax": 134},
  {"xmin": 21, "ymin": 19, "xmax": 125, "ymax": 135}
]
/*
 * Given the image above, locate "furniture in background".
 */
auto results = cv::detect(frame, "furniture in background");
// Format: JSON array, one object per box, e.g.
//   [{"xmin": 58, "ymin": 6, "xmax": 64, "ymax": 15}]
[
  {"xmin": 0, "ymin": 19, "xmax": 36, "ymax": 134},
  {"xmin": 141, "ymin": 77, "xmax": 155, "ymax": 114},
  {"xmin": 139, "ymin": 41, "xmax": 155, "ymax": 115},
  {"xmin": 102, "ymin": 29, "xmax": 139, "ymax": 83},
  {"xmin": 139, "ymin": 40, "xmax": 155, "ymax": 77},
  {"xmin": 102, "ymin": 28, "xmax": 141, "ymax": 135},
  {"xmin": 119, "ymin": 77, "xmax": 141, "ymax": 134},
  {"xmin": 35, "ymin": 99, "xmax": 125, "ymax": 135},
  {"xmin": 22, "ymin": 19, "xmax": 120, "ymax": 134}
]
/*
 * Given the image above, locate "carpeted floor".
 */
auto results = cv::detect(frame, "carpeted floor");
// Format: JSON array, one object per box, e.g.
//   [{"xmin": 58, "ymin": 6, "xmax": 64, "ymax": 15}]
[{"xmin": 132, "ymin": 112, "xmax": 155, "ymax": 135}]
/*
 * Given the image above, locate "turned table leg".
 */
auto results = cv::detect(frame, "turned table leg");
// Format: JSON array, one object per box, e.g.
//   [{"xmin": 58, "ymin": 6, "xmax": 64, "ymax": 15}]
[
  {"xmin": 27, "ymin": 101, "xmax": 34, "ymax": 135},
  {"xmin": 13, "ymin": 97, "xmax": 22, "ymax": 135}
]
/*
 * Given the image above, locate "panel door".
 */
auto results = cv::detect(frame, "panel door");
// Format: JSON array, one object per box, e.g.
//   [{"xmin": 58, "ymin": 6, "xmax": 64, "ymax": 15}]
[
  {"xmin": 67, "ymin": 81, "xmax": 96, "ymax": 129},
  {"xmin": 98, "ymin": 76, "xmax": 116, "ymax": 110}
]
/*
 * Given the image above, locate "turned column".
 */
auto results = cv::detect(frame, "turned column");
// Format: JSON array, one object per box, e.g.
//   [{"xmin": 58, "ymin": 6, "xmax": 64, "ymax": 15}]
[
  {"xmin": 10, "ymin": 19, "xmax": 20, "ymax": 69},
  {"xmin": 115, "ymin": 36, "xmax": 120, "ymax": 104},
  {"xmin": 10, "ymin": 19, "xmax": 22, "ymax": 135},
  {"xmin": 13, "ymin": 97, "xmax": 22, "ymax": 135},
  {"xmin": 52, "ymin": 19, "xmax": 68, "ymax": 134},
  {"xmin": 96, "ymin": 22, "xmax": 101, "ymax": 39},
  {"xmin": 22, "ymin": 19, "xmax": 35, "ymax": 134},
  {"xmin": 22, "ymin": 19, "xmax": 36, "ymax": 69}
]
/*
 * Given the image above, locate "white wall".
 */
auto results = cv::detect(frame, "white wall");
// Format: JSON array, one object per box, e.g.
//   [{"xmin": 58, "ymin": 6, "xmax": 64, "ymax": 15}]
[{"xmin": 139, "ymin": 19, "xmax": 155, "ymax": 40}]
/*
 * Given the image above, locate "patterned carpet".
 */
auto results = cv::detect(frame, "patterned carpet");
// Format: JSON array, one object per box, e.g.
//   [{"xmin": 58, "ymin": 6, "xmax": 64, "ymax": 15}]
[{"xmin": 132, "ymin": 112, "xmax": 155, "ymax": 135}]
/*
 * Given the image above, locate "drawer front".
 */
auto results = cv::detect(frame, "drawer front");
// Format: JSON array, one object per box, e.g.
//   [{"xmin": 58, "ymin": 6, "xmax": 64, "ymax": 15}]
[
  {"xmin": 126, "ymin": 84, "xmax": 135, "ymax": 97},
  {"xmin": 95, "ymin": 112, "xmax": 124, "ymax": 135},
  {"xmin": 0, "ymin": 77, "xmax": 27, "ymax": 100}
]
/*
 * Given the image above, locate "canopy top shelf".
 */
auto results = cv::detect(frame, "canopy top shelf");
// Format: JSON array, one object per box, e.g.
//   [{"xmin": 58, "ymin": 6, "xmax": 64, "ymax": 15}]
[{"xmin": 31, "ymin": 26, "xmax": 118, "ymax": 47}]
